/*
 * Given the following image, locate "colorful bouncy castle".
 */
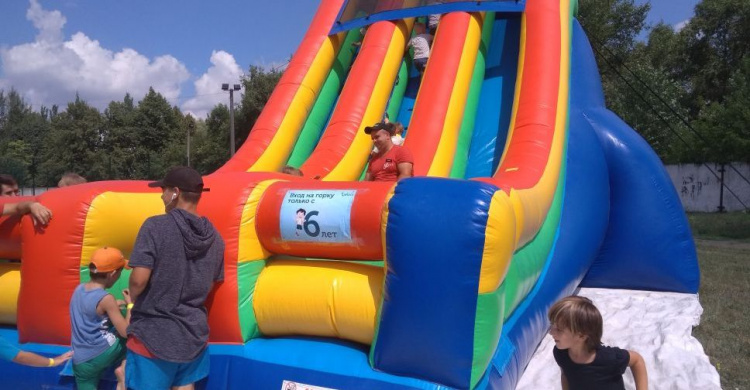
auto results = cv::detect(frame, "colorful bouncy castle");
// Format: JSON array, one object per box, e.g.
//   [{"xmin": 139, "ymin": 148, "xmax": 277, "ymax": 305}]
[{"xmin": 0, "ymin": 0, "xmax": 699, "ymax": 389}]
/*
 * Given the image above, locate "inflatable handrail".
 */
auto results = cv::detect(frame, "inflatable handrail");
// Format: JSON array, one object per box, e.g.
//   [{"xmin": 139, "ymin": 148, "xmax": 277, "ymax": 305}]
[
  {"xmin": 256, "ymin": 181, "xmax": 394, "ymax": 260},
  {"xmin": 216, "ymin": 0, "xmax": 344, "ymax": 174},
  {"xmin": 301, "ymin": 18, "xmax": 413, "ymax": 180}
]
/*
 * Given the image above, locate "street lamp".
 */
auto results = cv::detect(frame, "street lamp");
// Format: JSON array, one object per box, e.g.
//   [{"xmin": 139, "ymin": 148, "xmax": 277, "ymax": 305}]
[
  {"xmin": 222, "ymin": 83, "xmax": 242, "ymax": 156},
  {"xmin": 186, "ymin": 118, "xmax": 194, "ymax": 167}
]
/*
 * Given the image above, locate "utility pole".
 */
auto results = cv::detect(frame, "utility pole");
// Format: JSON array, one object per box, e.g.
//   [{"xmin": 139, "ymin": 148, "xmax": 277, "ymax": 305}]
[
  {"xmin": 717, "ymin": 164, "xmax": 726, "ymax": 213},
  {"xmin": 222, "ymin": 83, "xmax": 242, "ymax": 156},
  {"xmin": 187, "ymin": 119, "xmax": 194, "ymax": 167}
]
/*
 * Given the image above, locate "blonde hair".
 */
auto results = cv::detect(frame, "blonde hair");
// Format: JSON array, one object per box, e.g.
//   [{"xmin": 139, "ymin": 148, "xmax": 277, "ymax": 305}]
[
  {"xmin": 393, "ymin": 122, "xmax": 404, "ymax": 136},
  {"xmin": 58, "ymin": 172, "xmax": 87, "ymax": 187},
  {"xmin": 548, "ymin": 296, "xmax": 603, "ymax": 351}
]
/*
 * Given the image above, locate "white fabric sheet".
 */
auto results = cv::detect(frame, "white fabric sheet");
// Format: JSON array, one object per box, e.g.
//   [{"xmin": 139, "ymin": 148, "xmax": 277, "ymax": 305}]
[{"xmin": 516, "ymin": 288, "xmax": 721, "ymax": 390}]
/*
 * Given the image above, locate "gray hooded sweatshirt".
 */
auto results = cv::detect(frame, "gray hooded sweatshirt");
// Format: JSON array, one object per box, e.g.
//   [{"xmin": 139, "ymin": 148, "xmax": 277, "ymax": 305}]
[{"xmin": 127, "ymin": 208, "xmax": 225, "ymax": 362}]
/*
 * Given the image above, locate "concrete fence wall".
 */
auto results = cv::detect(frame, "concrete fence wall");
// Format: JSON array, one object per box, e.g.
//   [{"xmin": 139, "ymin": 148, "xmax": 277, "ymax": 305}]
[{"xmin": 666, "ymin": 163, "xmax": 750, "ymax": 212}]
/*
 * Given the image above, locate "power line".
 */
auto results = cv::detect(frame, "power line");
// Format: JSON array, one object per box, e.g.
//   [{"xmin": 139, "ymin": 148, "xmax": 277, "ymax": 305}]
[
  {"xmin": 585, "ymin": 29, "xmax": 750, "ymax": 189},
  {"xmin": 585, "ymin": 34, "xmax": 749, "ymax": 210}
]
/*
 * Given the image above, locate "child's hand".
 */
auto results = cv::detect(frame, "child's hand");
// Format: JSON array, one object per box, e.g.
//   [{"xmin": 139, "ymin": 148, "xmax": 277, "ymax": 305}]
[
  {"xmin": 52, "ymin": 350, "xmax": 73, "ymax": 366},
  {"xmin": 122, "ymin": 289, "xmax": 132, "ymax": 305}
]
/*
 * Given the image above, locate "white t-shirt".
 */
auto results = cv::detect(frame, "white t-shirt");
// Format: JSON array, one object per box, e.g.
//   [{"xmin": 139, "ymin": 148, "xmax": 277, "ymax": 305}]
[
  {"xmin": 409, "ymin": 34, "xmax": 433, "ymax": 60},
  {"xmin": 428, "ymin": 14, "xmax": 440, "ymax": 29}
]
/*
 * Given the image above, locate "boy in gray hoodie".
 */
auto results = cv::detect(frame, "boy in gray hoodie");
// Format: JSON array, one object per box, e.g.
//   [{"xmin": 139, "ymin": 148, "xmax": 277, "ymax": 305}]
[{"xmin": 126, "ymin": 166, "xmax": 225, "ymax": 390}]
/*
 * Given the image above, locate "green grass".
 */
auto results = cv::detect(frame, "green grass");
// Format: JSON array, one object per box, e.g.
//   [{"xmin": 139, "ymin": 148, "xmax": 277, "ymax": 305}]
[
  {"xmin": 687, "ymin": 211, "xmax": 750, "ymax": 242},
  {"xmin": 689, "ymin": 212, "xmax": 750, "ymax": 390}
]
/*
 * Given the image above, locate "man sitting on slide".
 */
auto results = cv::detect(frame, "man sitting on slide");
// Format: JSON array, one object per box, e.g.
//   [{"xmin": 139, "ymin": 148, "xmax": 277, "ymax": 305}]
[{"xmin": 364, "ymin": 122, "xmax": 413, "ymax": 182}]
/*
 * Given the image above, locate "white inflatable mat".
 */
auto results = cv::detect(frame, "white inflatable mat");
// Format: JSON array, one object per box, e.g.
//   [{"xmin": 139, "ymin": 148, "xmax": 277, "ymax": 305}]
[{"xmin": 517, "ymin": 288, "xmax": 721, "ymax": 390}]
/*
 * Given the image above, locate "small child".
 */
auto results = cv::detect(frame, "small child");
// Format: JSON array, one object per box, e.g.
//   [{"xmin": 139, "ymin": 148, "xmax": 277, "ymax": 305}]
[
  {"xmin": 391, "ymin": 122, "xmax": 405, "ymax": 146},
  {"xmin": 295, "ymin": 208, "xmax": 306, "ymax": 236},
  {"xmin": 548, "ymin": 296, "xmax": 648, "ymax": 390},
  {"xmin": 407, "ymin": 22, "xmax": 433, "ymax": 76},
  {"xmin": 70, "ymin": 247, "xmax": 132, "ymax": 390}
]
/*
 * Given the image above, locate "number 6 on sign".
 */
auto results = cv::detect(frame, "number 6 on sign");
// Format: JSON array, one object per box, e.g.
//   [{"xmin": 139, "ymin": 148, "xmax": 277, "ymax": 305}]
[{"xmin": 280, "ymin": 190, "xmax": 355, "ymax": 243}]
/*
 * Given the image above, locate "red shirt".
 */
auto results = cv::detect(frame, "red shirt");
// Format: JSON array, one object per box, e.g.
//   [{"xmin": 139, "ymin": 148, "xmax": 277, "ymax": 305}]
[{"xmin": 367, "ymin": 145, "xmax": 414, "ymax": 182}]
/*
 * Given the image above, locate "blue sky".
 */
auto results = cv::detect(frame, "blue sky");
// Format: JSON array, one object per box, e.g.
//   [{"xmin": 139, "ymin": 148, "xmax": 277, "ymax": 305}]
[
  {"xmin": 0, "ymin": 0, "xmax": 700, "ymax": 118},
  {"xmin": 635, "ymin": 0, "xmax": 701, "ymax": 33}
]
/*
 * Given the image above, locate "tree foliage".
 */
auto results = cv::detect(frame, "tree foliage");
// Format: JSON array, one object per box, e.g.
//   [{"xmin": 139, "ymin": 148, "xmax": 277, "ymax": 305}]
[
  {"xmin": 3, "ymin": 0, "xmax": 747, "ymax": 186},
  {"xmin": 0, "ymin": 65, "xmax": 284, "ymax": 187},
  {"xmin": 578, "ymin": 0, "xmax": 750, "ymax": 163}
]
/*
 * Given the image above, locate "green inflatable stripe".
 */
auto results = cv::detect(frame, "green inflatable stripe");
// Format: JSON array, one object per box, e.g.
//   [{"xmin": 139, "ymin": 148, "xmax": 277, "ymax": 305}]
[
  {"xmin": 502, "ymin": 126, "xmax": 567, "ymax": 320},
  {"xmin": 469, "ymin": 131, "xmax": 567, "ymax": 388},
  {"xmin": 451, "ymin": 12, "xmax": 496, "ymax": 179},
  {"xmin": 386, "ymin": 59, "xmax": 409, "ymax": 122},
  {"xmin": 238, "ymin": 260, "xmax": 267, "ymax": 341},
  {"xmin": 79, "ymin": 266, "xmax": 131, "ymax": 302},
  {"xmin": 287, "ymin": 28, "xmax": 362, "ymax": 167},
  {"xmin": 500, "ymin": 0, "xmax": 575, "ymax": 320},
  {"xmin": 470, "ymin": 284, "xmax": 505, "ymax": 388}
]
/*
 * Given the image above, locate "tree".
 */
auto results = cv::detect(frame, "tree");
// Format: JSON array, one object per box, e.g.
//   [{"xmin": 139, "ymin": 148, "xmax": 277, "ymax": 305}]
[
  {"xmin": 102, "ymin": 93, "xmax": 139, "ymax": 179},
  {"xmin": 192, "ymin": 105, "xmax": 230, "ymax": 174},
  {"xmin": 577, "ymin": 0, "xmax": 691, "ymax": 160},
  {"xmin": 235, "ymin": 65, "xmax": 283, "ymax": 147},
  {"xmin": 0, "ymin": 89, "xmax": 51, "ymax": 186},
  {"xmin": 39, "ymin": 95, "xmax": 105, "ymax": 185},
  {"xmin": 130, "ymin": 88, "xmax": 183, "ymax": 179},
  {"xmin": 693, "ymin": 57, "xmax": 750, "ymax": 163},
  {"xmin": 674, "ymin": 0, "xmax": 750, "ymax": 115},
  {"xmin": 578, "ymin": 0, "xmax": 650, "ymax": 57}
]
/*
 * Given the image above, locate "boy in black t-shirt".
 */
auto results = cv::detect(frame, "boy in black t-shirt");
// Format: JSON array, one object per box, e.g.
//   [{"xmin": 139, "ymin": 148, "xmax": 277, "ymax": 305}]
[{"xmin": 548, "ymin": 296, "xmax": 649, "ymax": 390}]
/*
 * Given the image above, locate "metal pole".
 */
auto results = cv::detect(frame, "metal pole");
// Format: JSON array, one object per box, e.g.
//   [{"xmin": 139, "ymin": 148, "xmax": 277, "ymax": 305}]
[
  {"xmin": 717, "ymin": 163, "xmax": 726, "ymax": 213},
  {"xmin": 186, "ymin": 122, "xmax": 191, "ymax": 167},
  {"xmin": 229, "ymin": 89, "xmax": 236, "ymax": 156}
]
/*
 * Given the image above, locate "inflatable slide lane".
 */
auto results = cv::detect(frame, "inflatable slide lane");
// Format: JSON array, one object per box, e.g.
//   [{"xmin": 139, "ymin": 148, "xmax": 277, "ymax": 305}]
[{"xmin": 0, "ymin": 0, "xmax": 698, "ymax": 389}]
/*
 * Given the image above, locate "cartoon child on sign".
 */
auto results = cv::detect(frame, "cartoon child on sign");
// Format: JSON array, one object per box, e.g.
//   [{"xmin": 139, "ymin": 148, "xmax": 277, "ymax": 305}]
[{"xmin": 295, "ymin": 208, "xmax": 306, "ymax": 236}]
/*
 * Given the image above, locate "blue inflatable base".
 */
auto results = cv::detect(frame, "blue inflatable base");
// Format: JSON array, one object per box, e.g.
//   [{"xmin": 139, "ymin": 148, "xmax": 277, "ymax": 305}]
[{"xmin": 0, "ymin": 328, "xmax": 449, "ymax": 389}]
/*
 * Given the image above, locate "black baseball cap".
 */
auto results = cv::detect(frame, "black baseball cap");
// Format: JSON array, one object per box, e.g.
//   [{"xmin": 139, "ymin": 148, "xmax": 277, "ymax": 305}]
[
  {"xmin": 364, "ymin": 121, "xmax": 395, "ymax": 135},
  {"xmin": 148, "ymin": 166, "xmax": 209, "ymax": 193}
]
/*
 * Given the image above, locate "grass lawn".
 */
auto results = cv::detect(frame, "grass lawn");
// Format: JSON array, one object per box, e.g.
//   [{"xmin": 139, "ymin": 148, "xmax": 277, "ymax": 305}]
[{"xmin": 689, "ymin": 212, "xmax": 750, "ymax": 390}]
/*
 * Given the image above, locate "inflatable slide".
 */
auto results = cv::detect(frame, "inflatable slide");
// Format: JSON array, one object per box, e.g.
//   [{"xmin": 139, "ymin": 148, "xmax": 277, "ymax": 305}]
[{"xmin": 0, "ymin": 0, "xmax": 699, "ymax": 389}]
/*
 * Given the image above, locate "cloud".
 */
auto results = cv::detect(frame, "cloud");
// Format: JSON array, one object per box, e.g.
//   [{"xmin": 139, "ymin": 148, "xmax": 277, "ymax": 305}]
[
  {"xmin": 26, "ymin": 0, "xmax": 65, "ymax": 44},
  {"xmin": 0, "ymin": 0, "xmax": 189, "ymax": 111},
  {"xmin": 674, "ymin": 19, "xmax": 689, "ymax": 32},
  {"xmin": 181, "ymin": 50, "xmax": 243, "ymax": 119}
]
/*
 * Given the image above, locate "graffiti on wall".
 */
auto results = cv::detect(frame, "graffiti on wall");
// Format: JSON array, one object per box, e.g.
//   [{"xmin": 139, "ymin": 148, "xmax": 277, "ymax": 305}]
[{"xmin": 680, "ymin": 174, "xmax": 710, "ymax": 200}]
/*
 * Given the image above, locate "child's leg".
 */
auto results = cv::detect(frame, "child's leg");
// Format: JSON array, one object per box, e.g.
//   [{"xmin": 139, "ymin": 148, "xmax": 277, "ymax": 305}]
[
  {"xmin": 115, "ymin": 359, "xmax": 126, "ymax": 390},
  {"xmin": 73, "ymin": 362, "xmax": 104, "ymax": 390}
]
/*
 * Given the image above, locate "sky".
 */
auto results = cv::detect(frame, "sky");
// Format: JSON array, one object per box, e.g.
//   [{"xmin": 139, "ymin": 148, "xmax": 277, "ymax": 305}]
[{"xmin": 0, "ymin": 0, "xmax": 701, "ymax": 119}]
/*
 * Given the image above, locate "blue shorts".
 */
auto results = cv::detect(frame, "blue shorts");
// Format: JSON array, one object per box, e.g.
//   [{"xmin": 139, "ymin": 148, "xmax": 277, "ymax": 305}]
[
  {"xmin": 125, "ymin": 347, "xmax": 209, "ymax": 389},
  {"xmin": 414, "ymin": 57, "xmax": 428, "ymax": 72}
]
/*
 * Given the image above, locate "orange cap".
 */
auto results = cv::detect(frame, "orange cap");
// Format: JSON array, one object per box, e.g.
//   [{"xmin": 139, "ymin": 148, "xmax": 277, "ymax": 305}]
[{"xmin": 91, "ymin": 247, "xmax": 130, "ymax": 273}]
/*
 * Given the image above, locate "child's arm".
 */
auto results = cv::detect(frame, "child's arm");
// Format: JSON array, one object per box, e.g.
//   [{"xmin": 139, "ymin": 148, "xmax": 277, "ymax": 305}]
[
  {"xmin": 98, "ymin": 294, "xmax": 130, "ymax": 338},
  {"xmin": 13, "ymin": 350, "xmax": 73, "ymax": 367},
  {"xmin": 628, "ymin": 350, "xmax": 648, "ymax": 390},
  {"xmin": 560, "ymin": 371, "xmax": 569, "ymax": 390}
]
